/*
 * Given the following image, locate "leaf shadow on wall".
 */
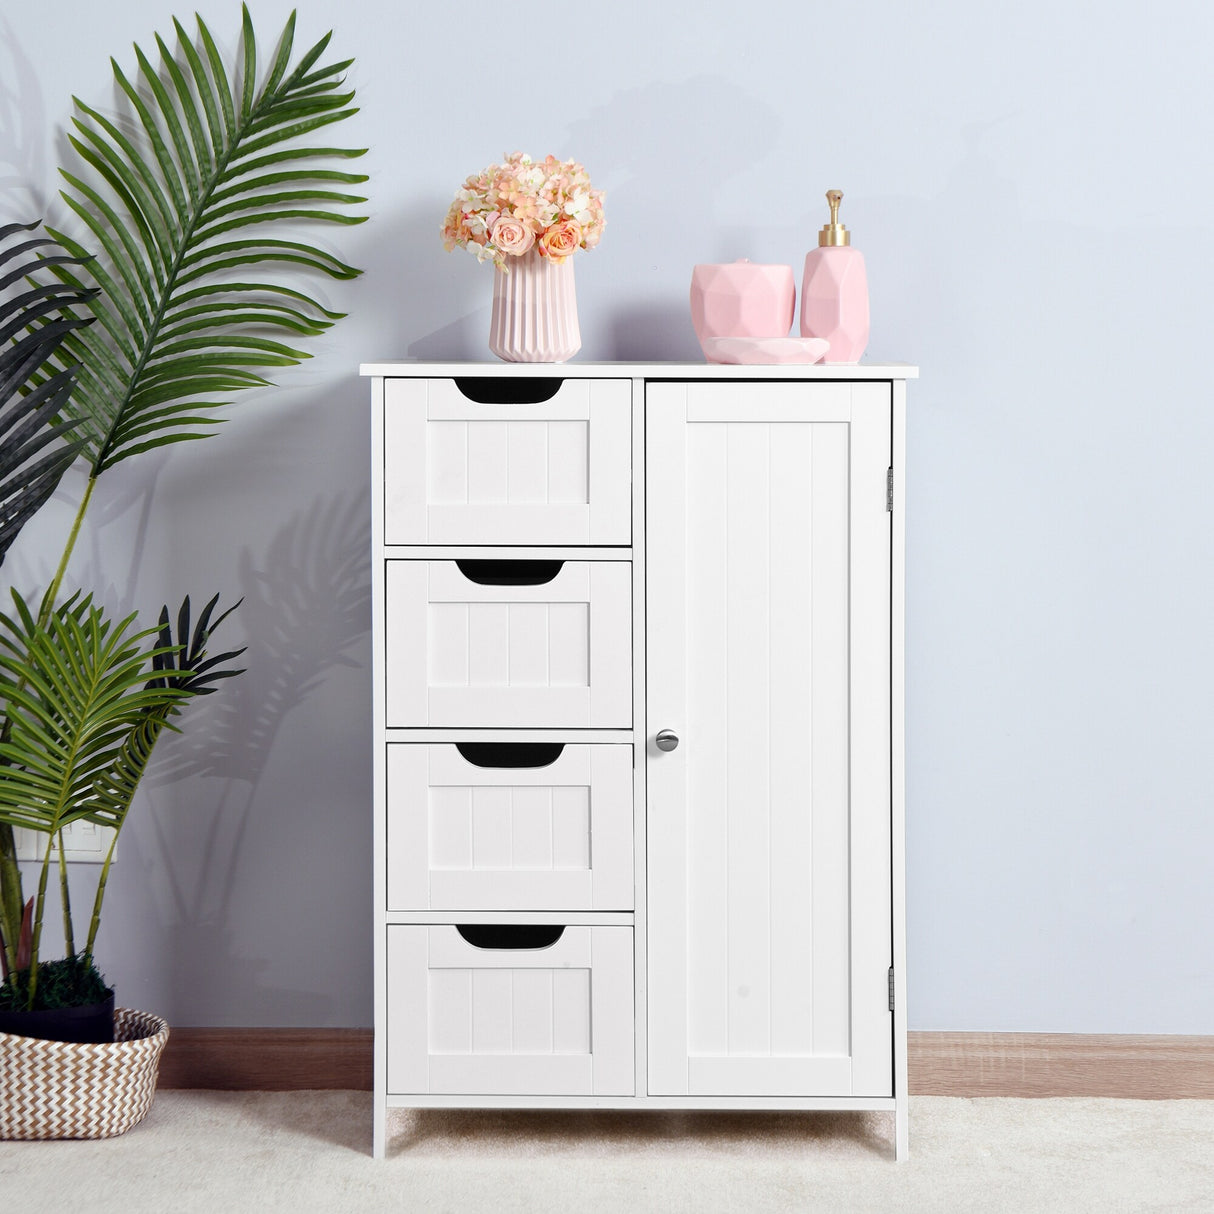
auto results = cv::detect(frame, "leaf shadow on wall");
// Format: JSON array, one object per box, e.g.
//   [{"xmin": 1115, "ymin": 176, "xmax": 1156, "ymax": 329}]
[
  {"xmin": 563, "ymin": 77, "xmax": 783, "ymax": 360},
  {"xmin": 0, "ymin": 15, "xmax": 46, "ymax": 221},
  {"xmin": 0, "ymin": 456, "xmax": 163, "ymax": 621},
  {"xmin": 141, "ymin": 491, "xmax": 371, "ymax": 1021}
]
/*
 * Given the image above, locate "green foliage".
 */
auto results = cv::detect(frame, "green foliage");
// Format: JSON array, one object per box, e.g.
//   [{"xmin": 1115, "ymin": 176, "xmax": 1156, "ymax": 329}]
[
  {"xmin": 0, "ymin": 589, "xmax": 245, "ymax": 1004},
  {"xmin": 0, "ymin": 953, "xmax": 110, "ymax": 1013},
  {"xmin": 36, "ymin": 4, "xmax": 366, "ymax": 475},
  {"xmin": 0, "ymin": 222, "xmax": 95, "ymax": 567},
  {"xmin": 0, "ymin": 7, "xmax": 364, "ymax": 1017},
  {"xmin": 0, "ymin": 590, "xmax": 192, "ymax": 838},
  {"xmin": 0, "ymin": 590, "xmax": 188, "ymax": 1002}
]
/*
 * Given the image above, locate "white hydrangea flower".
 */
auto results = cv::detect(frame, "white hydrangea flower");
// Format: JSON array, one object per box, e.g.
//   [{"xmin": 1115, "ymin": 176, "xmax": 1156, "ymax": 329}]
[{"xmin": 566, "ymin": 190, "xmax": 592, "ymax": 221}]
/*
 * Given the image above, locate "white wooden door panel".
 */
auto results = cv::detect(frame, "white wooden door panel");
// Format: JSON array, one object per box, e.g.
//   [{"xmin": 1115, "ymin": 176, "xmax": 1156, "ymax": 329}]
[
  {"xmin": 383, "ymin": 378, "xmax": 631, "ymax": 545},
  {"xmin": 387, "ymin": 925, "xmax": 634, "ymax": 1096},
  {"xmin": 684, "ymin": 385, "xmax": 853, "ymax": 423},
  {"xmin": 384, "ymin": 560, "xmax": 632, "ymax": 727},
  {"xmin": 387, "ymin": 743, "xmax": 634, "ymax": 910},
  {"xmin": 647, "ymin": 381, "xmax": 893, "ymax": 1098},
  {"xmin": 688, "ymin": 1056, "xmax": 853, "ymax": 1097}
]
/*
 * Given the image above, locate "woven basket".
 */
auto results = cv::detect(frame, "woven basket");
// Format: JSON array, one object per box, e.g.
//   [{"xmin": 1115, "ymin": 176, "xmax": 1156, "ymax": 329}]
[{"xmin": 0, "ymin": 1007, "xmax": 169, "ymax": 1140}]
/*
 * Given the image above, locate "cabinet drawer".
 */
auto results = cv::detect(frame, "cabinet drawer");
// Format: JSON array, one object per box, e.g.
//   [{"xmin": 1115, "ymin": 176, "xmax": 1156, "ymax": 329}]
[
  {"xmin": 387, "ymin": 924, "xmax": 634, "ymax": 1096},
  {"xmin": 384, "ymin": 378, "xmax": 631, "ymax": 546},
  {"xmin": 388, "ymin": 743, "xmax": 633, "ymax": 911},
  {"xmin": 384, "ymin": 560, "xmax": 632, "ymax": 728}
]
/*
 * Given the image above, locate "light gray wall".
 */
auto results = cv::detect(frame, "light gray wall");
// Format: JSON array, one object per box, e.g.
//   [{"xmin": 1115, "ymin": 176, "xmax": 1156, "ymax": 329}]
[{"xmin": 3, "ymin": 1, "xmax": 1211, "ymax": 1032}]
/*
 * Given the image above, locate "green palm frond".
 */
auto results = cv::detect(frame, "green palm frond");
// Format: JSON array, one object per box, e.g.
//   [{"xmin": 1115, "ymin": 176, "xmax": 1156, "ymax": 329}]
[
  {"xmin": 0, "ymin": 589, "xmax": 192, "ymax": 839},
  {"xmin": 0, "ymin": 589, "xmax": 201, "ymax": 998},
  {"xmin": 36, "ymin": 6, "xmax": 367, "ymax": 475},
  {"xmin": 0, "ymin": 222, "xmax": 97, "ymax": 566},
  {"xmin": 75, "ymin": 593, "xmax": 246, "ymax": 823},
  {"xmin": 0, "ymin": 587, "xmax": 244, "ymax": 982},
  {"xmin": 81, "ymin": 591, "xmax": 245, "ymax": 961}
]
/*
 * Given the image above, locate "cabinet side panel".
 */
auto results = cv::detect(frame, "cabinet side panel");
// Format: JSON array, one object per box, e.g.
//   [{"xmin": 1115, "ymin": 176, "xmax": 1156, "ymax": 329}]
[{"xmin": 846, "ymin": 385, "xmax": 894, "ymax": 1096}]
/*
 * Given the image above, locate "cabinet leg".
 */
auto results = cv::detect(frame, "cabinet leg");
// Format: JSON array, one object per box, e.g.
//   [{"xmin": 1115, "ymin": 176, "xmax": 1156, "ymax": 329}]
[
  {"xmin": 895, "ymin": 1098, "xmax": 909, "ymax": 1161},
  {"xmin": 373, "ymin": 1097, "xmax": 385, "ymax": 1159}
]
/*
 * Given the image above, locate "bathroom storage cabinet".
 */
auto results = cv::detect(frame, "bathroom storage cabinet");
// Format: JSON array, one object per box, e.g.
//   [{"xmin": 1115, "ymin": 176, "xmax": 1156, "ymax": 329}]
[{"xmin": 364, "ymin": 361, "xmax": 915, "ymax": 1160}]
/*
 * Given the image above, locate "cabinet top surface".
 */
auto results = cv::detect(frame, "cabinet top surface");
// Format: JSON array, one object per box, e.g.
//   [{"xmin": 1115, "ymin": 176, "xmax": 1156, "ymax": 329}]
[{"xmin": 360, "ymin": 361, "xmax": 917, "ymax": 380}]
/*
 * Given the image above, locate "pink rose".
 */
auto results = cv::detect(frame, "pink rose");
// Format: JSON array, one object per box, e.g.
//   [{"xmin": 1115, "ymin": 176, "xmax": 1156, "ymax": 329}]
[
  {"xmin": 538, "ymin": 219, "xmax": 582, "ymax": 262},
  {"xmin": 489, "ymin": 214, "xmax": 535, "ymax": 257}
]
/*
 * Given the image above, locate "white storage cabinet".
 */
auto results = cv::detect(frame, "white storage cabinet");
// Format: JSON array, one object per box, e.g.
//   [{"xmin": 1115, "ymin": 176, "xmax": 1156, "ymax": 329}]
[{"xmin": 366, "ymin": 363, "xmax": 915, "ymax": 1160}]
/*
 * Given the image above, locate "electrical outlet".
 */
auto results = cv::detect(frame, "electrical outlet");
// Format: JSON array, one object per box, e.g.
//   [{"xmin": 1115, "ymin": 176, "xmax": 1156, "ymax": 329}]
[{"xmin": 13, "ymin": 820, "xmax": 118, "ymax": 864}]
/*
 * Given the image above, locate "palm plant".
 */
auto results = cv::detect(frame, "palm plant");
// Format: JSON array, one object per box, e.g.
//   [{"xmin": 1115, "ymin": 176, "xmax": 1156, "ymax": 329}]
[
  {"xmin": 0, "ymin": 222, "xmax": 96, "ymax": 998},
  {"xmin": 0, "ymin": 5, "xmax": 364, "ymax": 1015}
]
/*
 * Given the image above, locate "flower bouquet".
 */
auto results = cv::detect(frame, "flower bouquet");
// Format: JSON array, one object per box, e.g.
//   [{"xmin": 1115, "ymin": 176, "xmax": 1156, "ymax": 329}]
[{"xmin": 442, "ymin": 152, "xmax": 605, "ymax": 272}]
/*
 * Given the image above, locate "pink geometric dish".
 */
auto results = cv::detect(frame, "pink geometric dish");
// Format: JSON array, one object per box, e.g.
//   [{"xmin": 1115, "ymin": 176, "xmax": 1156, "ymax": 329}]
[
  {"xmin": 700, "ymin": 336, "xmax": 830, "ymax": 365},
  {"xmin": 690, "ymin": 260, "xmax": 796, "ymax": 350}
]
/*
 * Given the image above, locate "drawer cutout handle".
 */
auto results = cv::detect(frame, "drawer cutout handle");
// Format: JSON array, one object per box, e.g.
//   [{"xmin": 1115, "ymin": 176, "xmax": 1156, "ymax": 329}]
[
  {"xmin": 456, "ymin": 925, "xmax": 566, "ymax": 951},
  {"xmin": 453, "ymin": 377, "xmax": 562, "ymax": 405},
  {"xmin": 456, "ymin": 742, "xmax": 564, "ymax": 769},
  {"xmin": 455, "ymin": 559, "xmax": 563, "ymax": 586}
]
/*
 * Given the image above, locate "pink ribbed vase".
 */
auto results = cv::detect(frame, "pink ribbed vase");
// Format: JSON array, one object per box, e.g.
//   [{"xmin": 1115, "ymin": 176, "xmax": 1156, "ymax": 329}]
[{"xmin": 489, "ymin": 247, "xmax": 581, "ymax": 363}]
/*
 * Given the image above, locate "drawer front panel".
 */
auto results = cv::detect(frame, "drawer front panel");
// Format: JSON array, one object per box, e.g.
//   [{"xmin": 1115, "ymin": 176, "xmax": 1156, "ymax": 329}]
[
  {"xmin": 386, "ymin": 925, "xmax": 634, "ymax": 1096},
  {"xmin": 383, "ymin": 378, "xmax": 631, "ymax": 546},
  {"xmin": 384, "ymin": 560, "xmax": 632, "ymax": 728},
  {"xmin": 388, "ymin": 743, "xmax": 633, "ymax": 911}
]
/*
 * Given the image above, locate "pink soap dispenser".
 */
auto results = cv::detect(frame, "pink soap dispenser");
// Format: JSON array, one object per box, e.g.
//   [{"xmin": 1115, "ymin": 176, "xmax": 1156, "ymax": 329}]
[{"xmin": 800, "ymin": 190, "xmax": 869, "ymax": 363}]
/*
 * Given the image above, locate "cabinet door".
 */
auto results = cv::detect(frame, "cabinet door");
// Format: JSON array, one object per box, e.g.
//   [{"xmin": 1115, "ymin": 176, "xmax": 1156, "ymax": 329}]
[{"xmin": 646, "ymin": 381, "xmax": 893, "ymax": 1098}]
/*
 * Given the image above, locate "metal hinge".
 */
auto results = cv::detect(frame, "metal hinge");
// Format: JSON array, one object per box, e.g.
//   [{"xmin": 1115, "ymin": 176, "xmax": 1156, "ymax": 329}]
[
  {"xmin": 888, "ymin": 966, "xmax": 896, "ymax": 1012},
  {"xmin": 886, "ymin": 468, "xmax": 894, "ymax": 512}
]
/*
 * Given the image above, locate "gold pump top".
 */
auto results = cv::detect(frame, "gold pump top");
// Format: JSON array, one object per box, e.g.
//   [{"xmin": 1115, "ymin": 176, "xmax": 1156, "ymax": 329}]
[{"xmin": 818, "ymin": 189, "xmax": 851, "ymax": 247}]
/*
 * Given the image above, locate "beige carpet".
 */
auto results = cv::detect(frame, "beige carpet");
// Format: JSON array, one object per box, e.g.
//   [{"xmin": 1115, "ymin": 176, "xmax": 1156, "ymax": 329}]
[{"xmin": 2, "ymin": 1093, "xmax": 1212, "ymax": 1212}]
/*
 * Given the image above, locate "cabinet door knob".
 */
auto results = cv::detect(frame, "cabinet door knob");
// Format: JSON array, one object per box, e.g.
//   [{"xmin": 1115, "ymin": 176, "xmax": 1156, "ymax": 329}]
[{"xmin": 655, "ymin": 730, "xmax": 680, "ymax": 752}]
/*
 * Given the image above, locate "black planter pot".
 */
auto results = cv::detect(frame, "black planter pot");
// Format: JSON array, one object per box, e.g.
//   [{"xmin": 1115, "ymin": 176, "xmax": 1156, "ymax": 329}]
[{"xmin": 0, "ymin": 989, "xmax": 115, "ymax": 1043}]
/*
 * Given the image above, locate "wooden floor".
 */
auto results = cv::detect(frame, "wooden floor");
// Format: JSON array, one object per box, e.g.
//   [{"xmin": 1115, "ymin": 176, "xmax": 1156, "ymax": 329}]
[{"xmin": 156, "ymin": 1029, "xmax": 1214, "ymax": 1098}]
